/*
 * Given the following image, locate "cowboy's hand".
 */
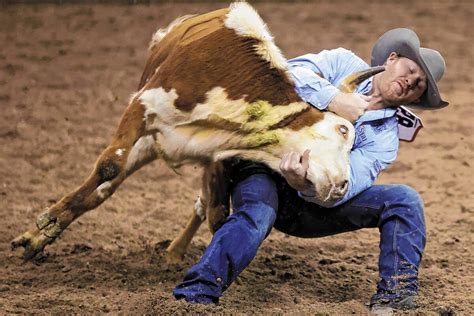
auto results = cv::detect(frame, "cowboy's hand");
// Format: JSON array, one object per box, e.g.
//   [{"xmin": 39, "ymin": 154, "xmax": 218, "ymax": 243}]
[
  {"xmin": 328, "ymin": 92, "xmax": 371, "ymax": 123},
  {"xmin": 279, "ymin": 149, "xmax": 313, "ymax": 192}
]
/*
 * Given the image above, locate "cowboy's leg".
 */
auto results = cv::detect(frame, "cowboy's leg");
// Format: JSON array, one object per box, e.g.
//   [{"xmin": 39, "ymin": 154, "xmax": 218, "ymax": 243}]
[
  {"xmin": 368, "ymin": 185, "xmax": 425, "ymax": 305},
  {"xmin": 274, "ymin": 182, "xmax": 426, "ymax": 304},
  {"xmin": 173, "ymin": 172, "xmax": 278, "ymax": 304}
]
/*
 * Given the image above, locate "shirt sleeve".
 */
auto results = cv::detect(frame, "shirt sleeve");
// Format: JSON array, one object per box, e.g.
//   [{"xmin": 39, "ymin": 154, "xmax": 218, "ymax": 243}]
[
  {"xmin": 288, "ymin": 48, "xmax": 369, "ymax": 110},
  {"xmin": 298, "ymin": 117, "xmax": 399, "ymax": 207},
  {"xmin": 289, "ymin": 66, "xmax": 340, "ymax": 110}
]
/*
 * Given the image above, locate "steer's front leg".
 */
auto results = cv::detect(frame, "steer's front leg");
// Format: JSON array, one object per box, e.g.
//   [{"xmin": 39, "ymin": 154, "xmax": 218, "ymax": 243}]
[
  {"xmin": 11, "ymin": 100, "xmax": 158, "ymax": 261},
  {"xmin": 12, "ymin": 146, "xmax": 129, "ymax": 260}
]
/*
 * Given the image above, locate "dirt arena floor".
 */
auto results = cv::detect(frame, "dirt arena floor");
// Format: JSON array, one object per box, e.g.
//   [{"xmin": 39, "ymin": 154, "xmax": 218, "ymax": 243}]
[{"xmin": 0, "ymin": 1, "xmax": 473, "ymax": 314}]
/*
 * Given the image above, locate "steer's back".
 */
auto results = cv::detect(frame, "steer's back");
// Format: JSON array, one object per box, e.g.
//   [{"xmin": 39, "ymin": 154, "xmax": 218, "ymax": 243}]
[
  {"xmin": 138, "ymin": 8, "xmax": 227, "ymax": 90},
  {"xmin": 141, "ymin": 5, "xmax": 301, "ymax": 109},
  {"xmin": 134, "ymin": 3, "xmax": 321, "ymax": 163}
]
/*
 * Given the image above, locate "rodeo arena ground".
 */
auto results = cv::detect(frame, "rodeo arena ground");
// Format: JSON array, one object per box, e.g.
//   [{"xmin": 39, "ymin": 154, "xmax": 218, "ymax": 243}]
[{"xmin": 0, "ymin": 0, "xmax": 473, "ymax": 314}]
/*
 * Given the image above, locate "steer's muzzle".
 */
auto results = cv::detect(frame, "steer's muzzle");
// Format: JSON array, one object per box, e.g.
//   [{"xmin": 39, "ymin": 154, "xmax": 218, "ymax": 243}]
[
  {"xmin": 305, "ymin": 162, "xmax": 350, "ymax": 203},
  {"xmin": 328, "ymin": 179, "xmax": 349, "ymax": 201}
]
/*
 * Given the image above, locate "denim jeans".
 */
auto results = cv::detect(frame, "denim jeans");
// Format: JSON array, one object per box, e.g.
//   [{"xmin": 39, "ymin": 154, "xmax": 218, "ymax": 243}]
[{"xmin": 173, "ymin": 171, "xmax": 426, "ymax": 304}]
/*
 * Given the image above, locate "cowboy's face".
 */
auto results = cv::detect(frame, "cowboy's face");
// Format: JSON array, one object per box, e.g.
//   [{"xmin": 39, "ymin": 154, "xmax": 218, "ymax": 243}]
[{"xmin": 378, "ymin": 52, "xmax": 427, "ymax": 105}]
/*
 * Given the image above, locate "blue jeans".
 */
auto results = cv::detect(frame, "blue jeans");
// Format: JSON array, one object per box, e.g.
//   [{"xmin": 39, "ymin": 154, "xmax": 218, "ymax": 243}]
[{"xmin": 173, "ymin": 173, "xmax": 426, "ymax": 304}]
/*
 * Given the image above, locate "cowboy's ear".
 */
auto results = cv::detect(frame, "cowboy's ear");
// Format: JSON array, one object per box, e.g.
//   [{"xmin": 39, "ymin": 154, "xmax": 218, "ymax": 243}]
[{"xmin": 386, "ymin": 52, "xmax": 399, "ymax": 64}]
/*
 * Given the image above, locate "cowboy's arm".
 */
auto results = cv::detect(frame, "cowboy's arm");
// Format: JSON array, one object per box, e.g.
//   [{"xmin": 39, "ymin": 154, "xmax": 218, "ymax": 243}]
[{"xmin": 288, "ymin": 48, "xmax": 370, "ymax": 122}]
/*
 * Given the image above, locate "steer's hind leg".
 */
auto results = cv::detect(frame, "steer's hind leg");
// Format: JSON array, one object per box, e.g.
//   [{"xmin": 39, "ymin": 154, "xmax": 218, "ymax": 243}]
[
  {"xmin": 205, "ymin": 161, "xmax": 231, "ymax": 234},
  {"xmin": 12, "ymin": 101, "xmax": 158, "ymax": 261},
  {"xmin": 165, "ymin": 161, "xmax": 231, "ymax": 263},
  {"xmin": 165, "ymin": 196, "xmax": 206, "ymax": 264},
  {"xmin": 165, "ymin": 163, "xmax": 214, "ymax": 264}
]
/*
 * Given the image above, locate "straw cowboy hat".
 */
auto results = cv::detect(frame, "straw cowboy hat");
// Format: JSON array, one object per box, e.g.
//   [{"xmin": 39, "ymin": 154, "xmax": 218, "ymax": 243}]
[{"xmin": 371, "ymin": 28, "xmax": 448, "ymax": 109}]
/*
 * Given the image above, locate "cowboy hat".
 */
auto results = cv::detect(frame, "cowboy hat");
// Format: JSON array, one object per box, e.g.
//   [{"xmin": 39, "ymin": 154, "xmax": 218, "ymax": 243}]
[{"xmin": 371, "ymin": 28, "xmax": 448, "ymax": 109}]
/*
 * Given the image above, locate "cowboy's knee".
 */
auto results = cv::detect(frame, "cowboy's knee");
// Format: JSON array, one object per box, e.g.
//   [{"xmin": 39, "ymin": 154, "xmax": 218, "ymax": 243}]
[
  {"xmin": 386, "ymin": 184, "xmax": 425, "ymax": 232},
  {"xmin": 232, "ymin": 173, "xmax": 279, "ymax": 211},
  {"xmin": 391, "ymin": 184, "xmax": 424, "ymax": 211}
]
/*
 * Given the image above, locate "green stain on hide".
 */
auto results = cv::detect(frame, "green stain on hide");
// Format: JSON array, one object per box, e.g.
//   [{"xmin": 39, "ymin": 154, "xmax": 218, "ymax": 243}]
[
  {"xmin": 246, "ymin": 100, "xmax": 269, "ymax": 121},
  {"xmin": 243, "ymin": 131, "xmax": 280, "ymax": 148}
]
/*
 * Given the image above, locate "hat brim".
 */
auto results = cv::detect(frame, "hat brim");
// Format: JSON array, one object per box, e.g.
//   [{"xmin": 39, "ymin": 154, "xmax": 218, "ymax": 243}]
[{"xmin": 371, "ymin": 28, "xmax": 448, "ymax": 109}]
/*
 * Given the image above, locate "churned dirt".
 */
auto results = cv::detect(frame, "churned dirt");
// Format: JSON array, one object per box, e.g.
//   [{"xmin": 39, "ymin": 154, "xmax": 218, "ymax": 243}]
[{"xmin": 0, "ymin": 1, "xmax": 472, "ymax": 314}]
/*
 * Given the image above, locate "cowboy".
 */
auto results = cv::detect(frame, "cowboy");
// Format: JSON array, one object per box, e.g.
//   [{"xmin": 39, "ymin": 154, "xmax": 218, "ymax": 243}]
[{"xmin": 173, "ymin": 28, "xmax": 448, "ymax": 314}]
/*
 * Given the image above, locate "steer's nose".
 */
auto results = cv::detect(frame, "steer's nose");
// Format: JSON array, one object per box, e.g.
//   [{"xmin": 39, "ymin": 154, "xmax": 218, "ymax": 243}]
[
  {"xmin": 338, "ymin": 180, "xmax": 349, "ymax": 192},
  {"xmin": 328, "ymin": 179, "xmax": 349, "ymax": 201}
]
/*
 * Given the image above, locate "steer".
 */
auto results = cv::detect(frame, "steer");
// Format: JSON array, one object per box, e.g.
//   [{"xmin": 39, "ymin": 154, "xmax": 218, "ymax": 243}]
[{"xmin": 11, "ymin": 2, "xmax": 383, "ymax": 262}]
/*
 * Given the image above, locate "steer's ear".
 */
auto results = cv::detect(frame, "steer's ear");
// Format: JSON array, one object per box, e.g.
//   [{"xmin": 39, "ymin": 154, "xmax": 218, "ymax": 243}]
[{"xmin": 338, "ymin": 66, "xmax": 385, "ymax": 93}]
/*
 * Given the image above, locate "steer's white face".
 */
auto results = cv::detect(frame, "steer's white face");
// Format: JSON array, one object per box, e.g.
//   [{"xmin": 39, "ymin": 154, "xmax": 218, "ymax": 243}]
[{"xmin": 285, "ymin": 112, "xmax": 355, "ymax": 203}]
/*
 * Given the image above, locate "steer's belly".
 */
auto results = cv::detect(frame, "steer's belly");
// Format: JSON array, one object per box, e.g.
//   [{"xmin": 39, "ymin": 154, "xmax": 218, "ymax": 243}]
[{"xmin": 156, "ymin": 125, "xmax": 242, "ymax": 162}]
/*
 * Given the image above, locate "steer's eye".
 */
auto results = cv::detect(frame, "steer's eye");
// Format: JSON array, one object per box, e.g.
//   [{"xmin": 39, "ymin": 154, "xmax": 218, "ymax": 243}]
[{"xmin": 338, "ymin": 125, "xmax": 348, "ymax": 135}]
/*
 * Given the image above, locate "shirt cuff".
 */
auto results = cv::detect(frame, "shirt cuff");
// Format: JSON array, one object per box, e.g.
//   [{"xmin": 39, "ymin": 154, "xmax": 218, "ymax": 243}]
[{"xmin": 306, "ymin": 84, "xmax": 340, "ymax": 110}]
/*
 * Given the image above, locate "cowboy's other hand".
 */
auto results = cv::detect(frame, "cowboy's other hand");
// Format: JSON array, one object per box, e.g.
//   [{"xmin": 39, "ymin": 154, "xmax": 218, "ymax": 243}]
[
  {"xmin": 279, "ymin": 150, "xmax": 313, "ymax": 192},
  {"xmin": 328, "ymin": 92, "xmax": 371, "ymax": 123}
]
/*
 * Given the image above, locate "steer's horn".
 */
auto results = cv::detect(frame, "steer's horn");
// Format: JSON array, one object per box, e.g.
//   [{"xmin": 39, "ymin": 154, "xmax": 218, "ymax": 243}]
[{"xmin": 338, "ymin": 66, "xmax": 385, "ymax": 93}]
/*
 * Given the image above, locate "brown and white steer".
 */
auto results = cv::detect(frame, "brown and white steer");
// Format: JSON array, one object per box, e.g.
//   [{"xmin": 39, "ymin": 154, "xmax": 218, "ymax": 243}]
[{"xmin": 11, "ymin": 2, "xmax": 383, "ymax": 262}]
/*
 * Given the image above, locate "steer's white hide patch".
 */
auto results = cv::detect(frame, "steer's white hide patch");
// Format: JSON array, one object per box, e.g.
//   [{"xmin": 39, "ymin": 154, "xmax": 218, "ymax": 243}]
[
  {"xmin": 225, "ymin": 2, "xmax": 287, "ymax": 71},
  {"xmin": 125, "ymin": 135, "xmax": 157, "ymax": 173},
  {"xmin": 306, "ymin": 111, "xmax": 354, "ymax": 142},
  {"xmin": 156, "ymin": 124, "xmax": 239, "ymax": 162},
  {"xmin": 115, "ymin": 148, "xmax": 125, "ymax": 157},
  {"xmin": 185, "ymin": 87, "xmax": 249, "ymax": 127},
  {"xmin": 182, "ymin": 87, "xmax": 308, "ymax": 132},
  {"xmin": 194, "ymin": 196, "xmax": 206, "ymax": 221},
  {"xmin": 96, "ymin": 181, "xmax": 112, "ymax": 200},
  {"xmin": 140, "ymin": 87, "xmax": 188, "ymax": 130}
]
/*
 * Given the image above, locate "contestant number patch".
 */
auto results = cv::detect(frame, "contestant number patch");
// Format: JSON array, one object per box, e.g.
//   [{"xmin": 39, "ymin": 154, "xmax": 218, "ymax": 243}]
[{"xmin": 397, "ymin": 106, "xmax": 423, "ymax": 142}]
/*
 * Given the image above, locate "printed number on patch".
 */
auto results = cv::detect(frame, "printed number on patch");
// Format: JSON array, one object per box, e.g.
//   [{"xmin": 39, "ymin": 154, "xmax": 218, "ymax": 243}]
[{"xmin": 396, "ymin": 106, "xmax": 423, "ymax": 142}]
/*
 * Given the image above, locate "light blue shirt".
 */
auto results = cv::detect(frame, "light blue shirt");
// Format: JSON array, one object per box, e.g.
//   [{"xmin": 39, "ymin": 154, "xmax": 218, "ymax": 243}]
[{"xmin": 287, "ymin": 48, "xmax": 399, "ymax": 207}]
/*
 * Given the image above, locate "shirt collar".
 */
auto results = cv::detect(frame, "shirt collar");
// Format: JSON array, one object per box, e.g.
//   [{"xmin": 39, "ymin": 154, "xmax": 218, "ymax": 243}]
[{"xmin": 357, "ymin": 107, "xmax": 397, "ymax": 123}]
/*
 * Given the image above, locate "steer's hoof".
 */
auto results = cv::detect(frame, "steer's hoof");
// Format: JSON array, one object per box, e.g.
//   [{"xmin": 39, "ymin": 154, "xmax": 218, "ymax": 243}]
[
  {"xmin": 165, "ymin": 249, "xmax": 185, "ymax": 265},
  {"xmin": 11, "ymin": 231, "xmax": 34, "ymax": 249},
  {"xmin": 11, "ymin": 230, "xmax": 55, "ymax": 261},
  {"xmin": 11, "ymin": 211, "xmax": 62, "ymax": 261}
]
